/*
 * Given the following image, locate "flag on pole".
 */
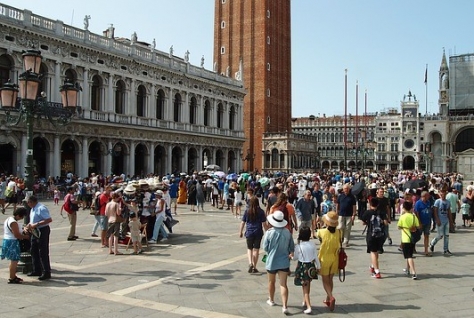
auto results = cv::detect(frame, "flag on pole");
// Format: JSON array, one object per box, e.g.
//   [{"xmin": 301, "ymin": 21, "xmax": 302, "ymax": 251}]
[{"xmin": 424, "ymin": 65, "xmax": 427, "ymax": 85}]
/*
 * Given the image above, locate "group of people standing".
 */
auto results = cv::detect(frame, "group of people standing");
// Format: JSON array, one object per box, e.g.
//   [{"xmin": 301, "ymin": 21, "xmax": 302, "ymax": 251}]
[{"xmin": 238, "ymin": 181, "xmax": 342, "ymax": 315}]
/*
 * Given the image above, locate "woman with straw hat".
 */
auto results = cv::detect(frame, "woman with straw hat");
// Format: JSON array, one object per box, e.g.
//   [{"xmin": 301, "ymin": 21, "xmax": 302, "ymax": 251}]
[
  {"xmin": 262, "ymin": 210, "xmax": 295, "ymax": 314},
  {"xmin": 317, "ymin": 211, "xmax": 341, "ymax": 312}
]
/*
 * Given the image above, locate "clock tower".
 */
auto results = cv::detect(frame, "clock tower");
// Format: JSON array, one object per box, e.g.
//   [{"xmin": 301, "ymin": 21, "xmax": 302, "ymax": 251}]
[{"xmin": 400, "ymin": 91, "xmax": 421, "ymax": 170}]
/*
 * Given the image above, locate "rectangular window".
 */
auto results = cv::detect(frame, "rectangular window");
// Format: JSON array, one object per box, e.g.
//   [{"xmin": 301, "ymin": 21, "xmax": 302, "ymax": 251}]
[{"xmin": 220, "ymin": 46, "xmax": 225, "ymax": 54}]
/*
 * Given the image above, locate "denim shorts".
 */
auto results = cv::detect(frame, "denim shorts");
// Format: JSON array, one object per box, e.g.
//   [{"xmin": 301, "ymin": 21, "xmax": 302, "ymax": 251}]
[
  {"xmin": 98, "ymin": 215, "xmax": 108, "ymax": 231},
  {"xmin": 421, "ymin": 224, "xmax": 431, "ymax": 236}
]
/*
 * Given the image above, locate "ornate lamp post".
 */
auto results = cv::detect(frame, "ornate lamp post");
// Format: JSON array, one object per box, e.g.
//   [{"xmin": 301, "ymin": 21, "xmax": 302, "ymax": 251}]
[{"xmin": 0, "ymin": 49, "xmax": 81, "ymax": 194}]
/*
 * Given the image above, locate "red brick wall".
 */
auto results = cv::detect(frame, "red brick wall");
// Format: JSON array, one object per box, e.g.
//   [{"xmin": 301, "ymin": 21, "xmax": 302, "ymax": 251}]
[{"xmin": 214, "ymin": 0, "xmax": 291, "ymax": 172}]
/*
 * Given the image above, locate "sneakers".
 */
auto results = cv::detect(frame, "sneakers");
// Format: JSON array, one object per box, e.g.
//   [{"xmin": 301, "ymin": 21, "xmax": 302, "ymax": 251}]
[
  {"xmin": 369, "ymin": 266, "xmax": 375, "ymax": 274},
  {"xmin": 266, "ymin": 299, "xmax": 275, "ymax": 306},
  {"xmin": 91, "ymin": 234, "xmax": 98, "ymax": 237},
  {"xmin": 160, "ymin": 237, "xmax": 168, "ymax": 241},
  {"xmin": 429, "ymin": 244, "xmax": 434, "ymax": 253},
  {"xmin": 148, "ymin": 239, "xmax": 156, "ymax": 244},
  {"xmin": 412, "ymin": 274, "xmax": 417, "ymax": 280},
  {"xmin": 303, "ymin": 308, "xmax": 312, "ymax": 314},
  {"xmin": 282, "ymin": 307, "xmax": 289, "ymax": 314},
  {"xmin": 403, "ymin": 268, "xmax": 410, "ymax": 276},
  {"xmin": 371, "ymin": 272, "xmax": 381, "ymax": 279},
  {"xmin": 388, "ymin": 238, "xmax": 393, "ymax": 245},
  {"xmin": 444, "ymin": 250, "xmax": 453, "ymax": 256}
]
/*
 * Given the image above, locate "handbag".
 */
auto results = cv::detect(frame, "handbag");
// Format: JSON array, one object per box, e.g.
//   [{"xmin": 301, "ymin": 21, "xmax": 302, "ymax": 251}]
[
  {"xmin": 295, "ymin": 244, "xmax": 318, "ymax": 280},
  {"xmin": 338, "ymin": 230, "xmax": 347, "ymax": 282},
  {"xmin": 4, "ymin": 186, "xmax": 13, "ymax": 198},
  {"xmin": 403, "ymin": 214, "xmax": 421, "ymax": 244}
]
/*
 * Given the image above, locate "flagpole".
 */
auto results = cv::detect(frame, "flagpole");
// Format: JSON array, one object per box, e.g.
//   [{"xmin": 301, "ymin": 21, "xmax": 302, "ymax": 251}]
[
  {"xmin": 425, "ymin": 64, "xmax": 428, "ymax": 115},
  {"xmin": 344, "ymin": 69, "xmax": 348, "ymax": 171}
]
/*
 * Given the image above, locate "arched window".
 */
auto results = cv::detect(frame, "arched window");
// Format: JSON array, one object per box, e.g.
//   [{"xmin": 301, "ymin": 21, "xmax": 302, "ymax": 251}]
[
  {"xmin": 156, "ymin": 89, "xmax": 165, "ymax": 120},
  {"xmin": 217, "ymin": 103, "xmax": 223, "ymax": 128},
  {"xmin": 204, "ymin": 100, "xmax": 211, "ymax": 126},
  {"xmin": 0, "ymin": 55, "xmax": 12, "ymax": 89},
  {"xmin": 173, "ymin": 93, "xmax": 181, "ymax": 122},
  {"xmin": 91, "ymin": 75, "xmax": 102, "ymax": 111},
  {"xmin": 136, "ymin": 85, "xmax": 146, "ymax": 117},
  {"xmin": 229, "ymin": 105, "xmax": 235, "ymax": 130},
  {"xmin": 115, "ymin": 80, "xmax": 126, "ymax": 114},
  {"xmin": 189, "ymin": 96, "xmax": 197, "ymax": 124}
]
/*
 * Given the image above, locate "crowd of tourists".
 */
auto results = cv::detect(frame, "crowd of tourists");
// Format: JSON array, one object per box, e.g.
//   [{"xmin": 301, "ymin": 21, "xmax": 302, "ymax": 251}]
[{"xmin": 1, "ymin": 168, "xmax": 473, "ymax": 314}]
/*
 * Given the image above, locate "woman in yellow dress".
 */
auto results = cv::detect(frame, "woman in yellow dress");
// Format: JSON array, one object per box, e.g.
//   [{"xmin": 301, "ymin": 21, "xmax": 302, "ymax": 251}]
[
  {"xmin": 177, "ymin": 178, "xmax": 187, "ymax": 204},
  {"xmin": 317, "ymin": 210, "xmax": 341, "ymax": 312}
]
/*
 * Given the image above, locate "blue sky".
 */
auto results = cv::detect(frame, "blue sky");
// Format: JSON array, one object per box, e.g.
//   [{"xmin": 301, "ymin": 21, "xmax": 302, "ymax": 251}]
[{"xmin": 3, "ymin": 0, "xmax": 473, "ymax": 117}]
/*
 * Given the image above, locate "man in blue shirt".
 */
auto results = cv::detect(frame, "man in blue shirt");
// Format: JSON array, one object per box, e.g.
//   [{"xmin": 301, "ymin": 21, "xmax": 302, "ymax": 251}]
[
  {"xmin": 414, "ymin": 191, "xmax": 432, "ymax": 256},
  {"xmin": 26, "ymin": 195, "xmax": 52, "ymax": 280},
  {"xmin": 336, "ymin": 183, "xmax": 357, "ymax": 247},
  {"xmin": 168, "ymin": 179, "xmax": 179, "ymax": 215},
  {"xmin": 429, "ymin": 189, "xmax": 454, "ymax": 255}
]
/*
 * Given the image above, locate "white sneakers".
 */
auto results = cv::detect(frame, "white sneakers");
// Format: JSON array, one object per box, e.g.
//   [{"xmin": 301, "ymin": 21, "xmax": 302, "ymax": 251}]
[{"xmin": 266, "ymin": 299, "xmax": 275, "ymax": 306}]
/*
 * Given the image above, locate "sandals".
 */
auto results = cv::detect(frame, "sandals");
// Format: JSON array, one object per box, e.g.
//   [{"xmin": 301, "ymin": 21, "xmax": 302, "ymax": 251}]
[
  {"xmin": 8, "ymin": 276, "xmax": 23, "ymax": 284},
  {"xmin": 329, "ymin": 297, "xmax": 336, "ymax": 312}
]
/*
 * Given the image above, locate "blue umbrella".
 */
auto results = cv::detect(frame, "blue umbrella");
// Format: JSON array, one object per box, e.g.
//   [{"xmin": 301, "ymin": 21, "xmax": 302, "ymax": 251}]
[{"xmin": 226, "ymin": 173, "xmax": 238, "ymax": 180}]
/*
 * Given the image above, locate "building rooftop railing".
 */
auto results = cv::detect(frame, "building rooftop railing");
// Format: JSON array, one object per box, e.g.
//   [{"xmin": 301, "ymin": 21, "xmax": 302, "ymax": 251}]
[{"xmin": 0, "ymin": 3, "xmax": 243, "ymax": 89}]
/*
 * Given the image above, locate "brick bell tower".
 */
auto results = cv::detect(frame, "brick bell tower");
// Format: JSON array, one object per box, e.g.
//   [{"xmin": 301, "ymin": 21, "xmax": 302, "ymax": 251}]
[{"xmin": 213, "ymin": 0, "xmax": 292, "ymax": 172}]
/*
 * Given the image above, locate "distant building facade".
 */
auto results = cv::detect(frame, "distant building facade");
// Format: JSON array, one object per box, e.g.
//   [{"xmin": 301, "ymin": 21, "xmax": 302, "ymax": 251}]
[
  {"xmin": 0, "ymin": 4, "xmax": 245, "ymax": 179},
  {"xmin": 292, "ymin": 50, "xmax": 474, "ymax": 179}
]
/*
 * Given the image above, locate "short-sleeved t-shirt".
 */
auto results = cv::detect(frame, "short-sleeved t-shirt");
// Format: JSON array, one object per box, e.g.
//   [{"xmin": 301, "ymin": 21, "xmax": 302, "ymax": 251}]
[
  {"xmin": 397, "ymin": 213, "xmax": 420, "ymax": 244},
  {"xmin": 337, "ymin": 193, "xmax": 356, "ymax": 217},
  {"xmin": 414, "ymin": 199, "xmax": 432, "ymax": 225},
  {"xmin": 433, "ymin": 199, "xmax": 451, "ymax": 224},
  {"xmin": 241, "ymin": 207, "xmax": 266, "ymax": 238}
]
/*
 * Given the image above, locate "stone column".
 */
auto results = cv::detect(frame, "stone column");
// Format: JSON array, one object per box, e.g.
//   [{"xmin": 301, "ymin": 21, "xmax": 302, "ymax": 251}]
[
  {"xmin": 129, "ymin": 79, "xmax": 136, "ymax": 116},
  {"xmin": 148, "ymin": 142, "xmax": 155, "ymax": 174},
  {"xmin": 149, "ymin": 85, "xmax": 156, "ymax": 119},
  {"xmin": 183, "ymin": 144, "xmax": 188, "ymax": 174},
  {"xmin": 53, "ymin": 135, "xmax": 61, "ymax": 178},
  {"xmin": 54, "ymin": 62, "xmax": 61, "ymax": 102},
  {"xmin": 167, "ymin": 144, "xmax": 173, "ymax": 174},
  {"xmin": 129, "ymin": 140, "xmax": 136, "ymax": 176},
  {"xmin": 106, "ymin": 141, "xmax": 113, "ymax": 177},
  {"xmin": 107, "ymin": 74, "xmax": 114, "ymax": 113},
  {"xmin": 82, "ymin": 136, "xmax": 89, "ymax": 178},
  {"xmin": 82, "ymin": 68, "xmax": 90, "ymax": 111}
]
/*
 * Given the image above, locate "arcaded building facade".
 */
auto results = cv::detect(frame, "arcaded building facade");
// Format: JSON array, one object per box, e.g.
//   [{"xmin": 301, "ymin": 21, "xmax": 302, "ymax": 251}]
[{"xmin": 0, "ymin": 4, "xmax": 245, "ymax": 179}]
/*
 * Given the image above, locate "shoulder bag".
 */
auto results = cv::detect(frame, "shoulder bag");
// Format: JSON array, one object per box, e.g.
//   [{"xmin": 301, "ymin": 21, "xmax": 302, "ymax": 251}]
[
  {"xmin": 402, "ymin": 214, "xmax": 421, "ymax": 244},
  {"xmin": 338, "ymin": 230, "xmax": 348, "ymax": 282}
]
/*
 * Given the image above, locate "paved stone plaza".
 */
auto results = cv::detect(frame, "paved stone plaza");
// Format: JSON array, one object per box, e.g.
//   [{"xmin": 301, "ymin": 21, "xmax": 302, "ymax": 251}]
[{"xmin": 1, "ymin": 200, "xmax": 473, "ymax": 318}]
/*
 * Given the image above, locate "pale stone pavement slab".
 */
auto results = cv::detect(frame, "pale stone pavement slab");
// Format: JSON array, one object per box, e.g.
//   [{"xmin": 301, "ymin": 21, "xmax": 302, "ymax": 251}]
[{"xmin": 1, "ymin": 200, "xmax": 473, "ymax": 318}]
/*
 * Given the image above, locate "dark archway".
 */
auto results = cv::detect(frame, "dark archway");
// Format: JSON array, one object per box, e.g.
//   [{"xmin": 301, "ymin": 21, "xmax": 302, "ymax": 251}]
[
  {"xmin": 33, "ymin": 137, "xmax": 48, "ymax": 178},
  {"xmin": 171, "ymin": 146, "xmax": 182, "ymax": 175},
  {"xmin": 154, "ymin": 145, "xmax": 166, "ymax": 175},
  {"xmin": 215, "ymin": 150, "xmax": 224, "ymax": 170},
  {"xmin": 0, "ymin": 143, "xmax": 15, "ymax": 175},
  {"xmin": 134, "ymin": 143, "xmax": 147, "ymax": 177},
  {"xmin": 228, "ymin": 150, "xmax": 236, "ymax": 173},
  {"xmin": 61, "ymin": 139, "xmax": 76, "ymax": 177},
  {"xmin": 403, "ymin": 156, "xmax": 415, "ymax": 170},
  {"xmin": 188, "ymin": 147, "xmax": 197, "ymax": 173},
  {"xmin": 88, "ymin": 141, "xmax": 102, "ymax": 175},
  {"xmin": 111, "ymin": 143, "xmax": 125, "ymax": 176},
  {"xmin": 455, "ymin": 127, "xmax": 474, "ymax": 152}
]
